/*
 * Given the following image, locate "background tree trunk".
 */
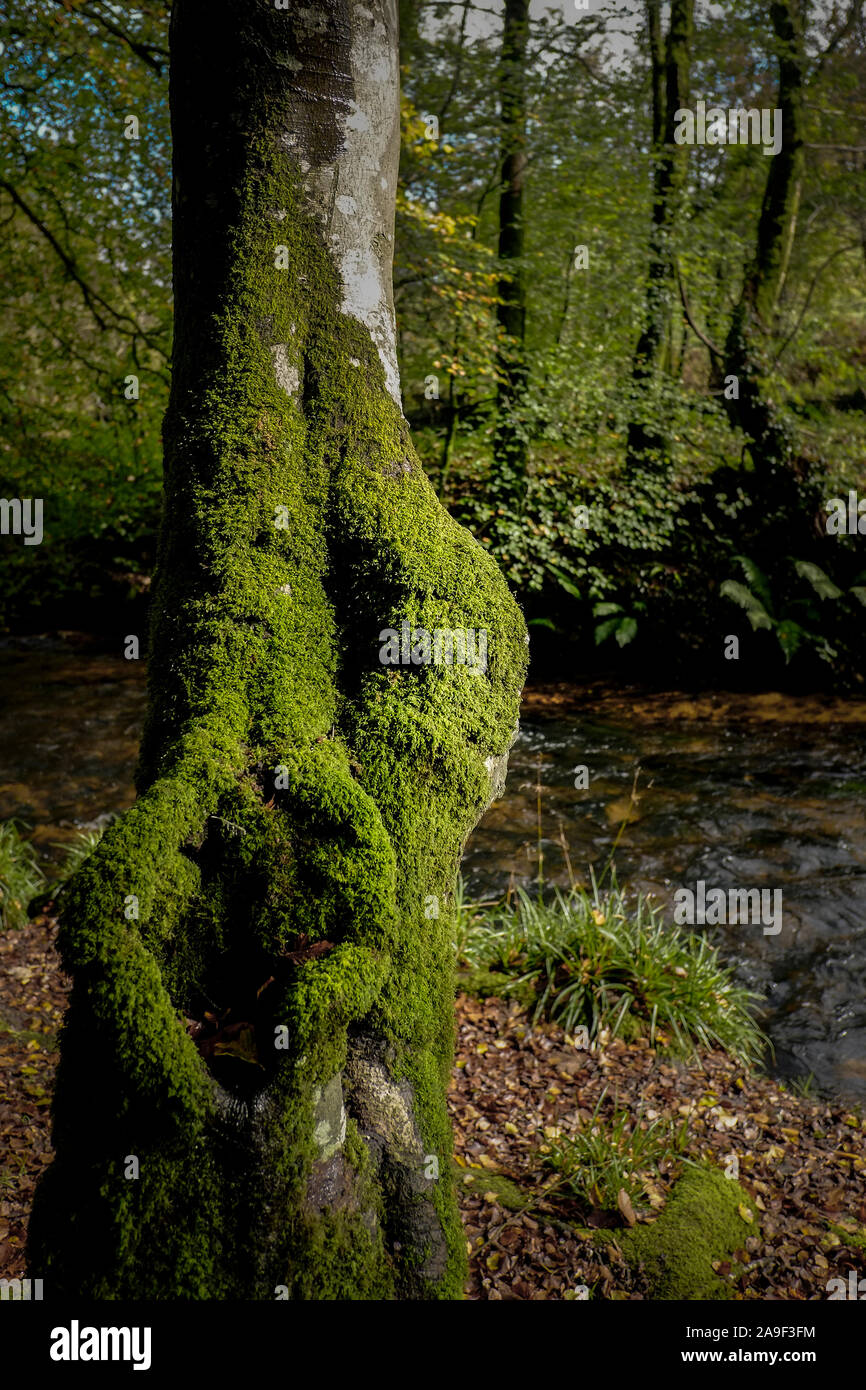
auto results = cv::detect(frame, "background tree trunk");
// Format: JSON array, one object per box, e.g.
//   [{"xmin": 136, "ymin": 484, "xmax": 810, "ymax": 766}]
[
  {"xmin": 723, "ymin": 0, "xmax": 806, "ymax": 472},
  {"xmin": 28, "ymin": 0, "xmax": 526, "ymax": 1301},
  {"xmin": 626, "ymin": 0, "xmax": 694, "ymax": 471},
  {"xmin": 491, "ymin": 0, "xmax": 530, "ymax": 511}
]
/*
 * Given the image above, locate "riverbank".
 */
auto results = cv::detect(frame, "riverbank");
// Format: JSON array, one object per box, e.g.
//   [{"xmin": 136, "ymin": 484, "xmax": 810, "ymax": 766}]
[
  {"xmin": 452, "ymin": 991, "xmax": 866, "ymax": 1300},
  {"xmin": 2, "ymin": 913, "xmax": 864, "ymax": 1299},
  {"xmin": 2, "ymin": 645, "xmax": 866, "ymax": 1095},
  {"xmin": 522, "ymin": 682, "xmax": 866, "ymax": 726}
]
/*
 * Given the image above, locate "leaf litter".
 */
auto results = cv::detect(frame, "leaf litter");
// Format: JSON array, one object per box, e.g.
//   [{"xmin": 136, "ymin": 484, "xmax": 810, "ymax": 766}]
[{"xmin": 1, "ymin": 917, "xmax": 865, "ymax": 1300}]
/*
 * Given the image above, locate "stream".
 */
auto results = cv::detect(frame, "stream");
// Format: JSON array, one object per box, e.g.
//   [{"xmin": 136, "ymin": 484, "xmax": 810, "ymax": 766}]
[{"xmin": 2, "ymin": 643, "xmax": 865, "ymax": 1100}]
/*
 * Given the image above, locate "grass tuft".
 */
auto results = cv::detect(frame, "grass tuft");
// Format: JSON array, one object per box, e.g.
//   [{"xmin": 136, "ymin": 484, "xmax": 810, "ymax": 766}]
[
  {"xmin": 543, "ymin": 1089, "xmax": 689, "ymax": 1210},
  {"xmin": 53, "ymin": 826, "xmax": 107, "ymax": 884},
  {"xmin": 0, "ymin": 820, "xmax": 45, "ymax": 930},
  {"xmin": 455, "ymin": 874, "xmax": 767, "ymax": 1068}
]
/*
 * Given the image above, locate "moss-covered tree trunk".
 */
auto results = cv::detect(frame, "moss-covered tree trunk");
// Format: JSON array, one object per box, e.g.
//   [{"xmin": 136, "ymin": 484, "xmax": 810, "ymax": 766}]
[
  {"xmin": 723, "ymin": 0, "xmax": 805, "ymax": 472},
  {"xmin": 626, "ymin": 0, "xmax": 693, "ymax": 471},
  {"xmin": 490, "ymin": 0, "xmax": 530, "ymax": 512},
  {"xmin": 28, "ymin": 0, "xmax": 526, "ymax": 1301}
]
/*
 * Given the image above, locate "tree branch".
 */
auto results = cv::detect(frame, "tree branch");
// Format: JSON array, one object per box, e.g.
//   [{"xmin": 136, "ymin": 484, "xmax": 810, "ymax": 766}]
[
  {"xmin": 47, "ymin": 0, "xmax": 170, "ymax": 74},
  {"xmin": 810, "ymin": 0, "xmax": 863, "ymax": 79},
  {"xmin": 437, "ymin": 0, "xmax": 471, "ymax": 131},
  {"xmin": 0, "ymin": 177, "xmax": 109, "ymax": 330},
  {"xmin": 675, "ymin": 260, "xmax": 724, "ymax": 359},
  {"xmin": 0, "ymin": 177, "xmax": 168, "ymax": 358},
  {"xmin": 773, "ymin": 240, "xmax": 860, "ymax": 363}
]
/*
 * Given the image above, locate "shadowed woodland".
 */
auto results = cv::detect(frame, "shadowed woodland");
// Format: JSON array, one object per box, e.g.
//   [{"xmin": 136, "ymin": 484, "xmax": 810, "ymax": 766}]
[
  {"xmin": 1, "ymin": 0, "xmax": 865, "ymax": 684},
  {"xmin": 1, "ymin": 0, "xmax": 866, "ymax": 1308}
]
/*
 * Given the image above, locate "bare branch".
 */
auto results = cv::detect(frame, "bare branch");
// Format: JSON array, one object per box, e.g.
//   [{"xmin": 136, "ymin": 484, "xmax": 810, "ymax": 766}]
[
  {"xmin": 811, "ymin": 0, "xmax": 863, "ymax": 79},
  {"xmin": 675, "ymin": 261, "xmax": 724, "ymax": 359},
  {"xmin": 46, "ymin": 0, "xmax": 169, "ymax": 74},
  {"xmin": 773, "ymin": 240, "xmax": 860, "ymax": 363},
  {"xmin": 0, "ymin": 177, "xmax": 168, "ymax": 359}
]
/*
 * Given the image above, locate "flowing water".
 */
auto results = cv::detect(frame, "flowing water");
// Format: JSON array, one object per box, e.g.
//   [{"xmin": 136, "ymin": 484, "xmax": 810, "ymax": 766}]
[
  {"xmin": 466, "ymin": 685, "xmax": 866, "ymax": 1101},
  {"xmin": 2, "ymin": 644, "xmax": 865, "ymax": 1100}
]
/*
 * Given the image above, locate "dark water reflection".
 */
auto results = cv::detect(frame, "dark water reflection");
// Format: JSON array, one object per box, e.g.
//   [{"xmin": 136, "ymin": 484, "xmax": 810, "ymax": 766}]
[
  {"xmin": 0, "ymin": 644, "xmax": 145, "ymax": 858},
  {"xmin": 466, "ymin": 687, "xmax": 866, "ymax": 1102},
  {"xmin": 1, "ymin": 649, "xmax": 864, "ymax": 1100}
]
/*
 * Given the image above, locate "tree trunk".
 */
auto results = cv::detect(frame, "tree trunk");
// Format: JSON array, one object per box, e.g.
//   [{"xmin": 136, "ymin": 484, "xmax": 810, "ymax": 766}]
[
  {"xmin": 28, "ymin": 0, "xmax": 526, "ymax": 1301},
  {"xmin": 723, "ymin": 0, "xmax": 806, "ymax": 471},
  {"xmin": 626, "ymin": 0, "xmax": 694, "ymax": 470},
  {"xmin": 491, "ymin": 0, "xmax": 530, "ymax": 511}
]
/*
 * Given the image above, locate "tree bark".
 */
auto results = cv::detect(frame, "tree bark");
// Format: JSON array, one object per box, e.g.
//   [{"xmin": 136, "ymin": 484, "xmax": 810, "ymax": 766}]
[
  {"xmin": 626, "ymin": 0, "xmax": 694, "ymax": 470},
  {"xmin": 28, "ymin": 0, "xmax": 526, "ymax": 1301},
  {"xmin": 491, "ymin": 0, "xmax": 530, "ymax": 510},
  {"xmin": 723, "ymin": 0, "xmax": 806, "ymax": 471}
]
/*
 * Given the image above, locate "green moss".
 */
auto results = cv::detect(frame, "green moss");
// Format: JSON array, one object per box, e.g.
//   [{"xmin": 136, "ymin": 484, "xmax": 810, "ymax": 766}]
[
  {"xmin": 0, "ymin": 1016, "xmax": 56, "ymax": 1049},
  {"xmin": 618, "ymin": 1165, "xmax": 757, "ymax": 1300},
  {"xmin": 456, "ymin": 1164, "xmax": 527, "ymax": 1212},
  {"xmin": 29, "ymin": 12, "xmax": 526, "ymax": 1302},
  {"xmin": 828, "ymin": 1222, "xmax": 866, "ymax": 1254}
]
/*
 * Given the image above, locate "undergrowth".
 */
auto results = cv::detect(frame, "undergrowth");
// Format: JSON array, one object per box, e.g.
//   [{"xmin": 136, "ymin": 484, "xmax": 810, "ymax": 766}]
[{"xmin": 455, "ymin": 872, "xmax": 767, "ymax": 1068}]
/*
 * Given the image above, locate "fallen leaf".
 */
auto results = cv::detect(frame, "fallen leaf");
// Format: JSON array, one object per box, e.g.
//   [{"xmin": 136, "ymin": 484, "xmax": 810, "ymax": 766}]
[{"xmin": 617, "ymin": 1188, "xmax": 637, "ymax": 1226}]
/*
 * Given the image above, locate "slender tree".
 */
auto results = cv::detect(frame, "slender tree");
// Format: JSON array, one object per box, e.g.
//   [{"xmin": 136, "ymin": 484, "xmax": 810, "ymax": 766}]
[
  {"xmin": 723, "ymin": 0, "xmax": 806, "ymax": 472},
  {"xmin": 626, "ymin": 0, "xmax": 694, "ymax": 470},
  {"xmin": 491, "ymin": 0, "xmax": 530, "ymax": 510},
  {"xmin": 29, "ymin": 0, "xmax": 526, "ymax": 1300}
]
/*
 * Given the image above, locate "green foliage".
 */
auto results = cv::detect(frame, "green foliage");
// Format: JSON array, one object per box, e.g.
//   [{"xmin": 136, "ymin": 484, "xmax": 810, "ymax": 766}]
[
  {"xmin": 544, "ymin": 1089, "xmax": 689, "ymax": 1210},
  {"xmin": 785, "ymin": 1072, "xmax": 818, "ymax": 1100},
  {"xmin": 0, "ymin": 0, "xmax": 863, "ymax": 692},
  {"xmin": 0, "ymin": 821, "xmax": 45, "ymax": 930},
  {"xmin": 455, "ymin": 878, "xmax": 767, "ymax": 1067},
  {"xmin": 721, "ymin": 554, "xmax": 866, "ymax": 665},
  {"xmin": 53, "ymin": 826, "xmax": 108, "ymax": 884},
  {"xmin": 592, "ymin": 600, "xmax": 644, "ymax": 649},
  {"xmin": 0, "ymin": 0, "xmax": 169, "ymax": 628}
]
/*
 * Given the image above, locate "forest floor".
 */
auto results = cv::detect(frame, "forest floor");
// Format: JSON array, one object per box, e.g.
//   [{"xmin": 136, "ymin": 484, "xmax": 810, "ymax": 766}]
[{"xmin": 2, "ymin": 914, "xmax": 865, "ymax": 1300}]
